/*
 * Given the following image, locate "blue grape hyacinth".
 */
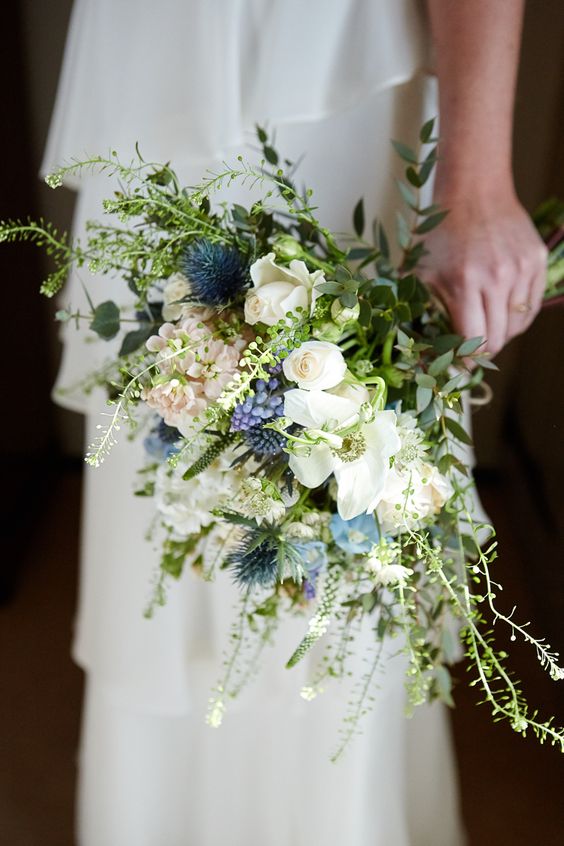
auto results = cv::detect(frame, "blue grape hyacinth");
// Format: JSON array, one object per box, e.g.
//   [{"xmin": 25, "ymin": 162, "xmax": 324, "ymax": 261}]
[
  {"xmin": 230, "ymin": 377, "xmax": 286, "ymax": 457},
  {"xmin": 230, "ymin": 378, "xmax": 284, "ymax": 431},
  {"xmin": 180, "ymin": 239, "xmax": 247, "ymax": 306}
]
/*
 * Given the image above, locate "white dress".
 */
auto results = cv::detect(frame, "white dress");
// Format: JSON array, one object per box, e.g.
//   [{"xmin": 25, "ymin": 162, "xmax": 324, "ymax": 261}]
[{"xmin": 44, "ymin": 2, "xmax": 468, "ymax": 844}]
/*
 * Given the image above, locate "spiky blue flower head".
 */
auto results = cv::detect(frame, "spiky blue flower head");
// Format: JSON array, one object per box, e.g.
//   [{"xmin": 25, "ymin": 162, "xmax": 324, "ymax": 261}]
[
  {"xmin": 180, "ymin": 239, "xmax": 247, "ymax": 306},
  {"xmin": 244, "ymin": 424, "xmax": 286, "ymax": 457},
  {"xmin": 228, "ymin": 532, "xmax": 279, "ymax": 589}
]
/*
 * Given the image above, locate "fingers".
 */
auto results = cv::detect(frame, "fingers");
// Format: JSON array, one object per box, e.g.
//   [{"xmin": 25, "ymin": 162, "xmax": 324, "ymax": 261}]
[
  {"xmin": 446, "ymin": 287, "xmax": 488, "ymax": 347},
  {"xmin": 483, "ymin": 285, "xmax": 509, "ymax": 357},
  {"xmin": 506, "ymin": 244, "xmax": 548, "ymax": 341}
]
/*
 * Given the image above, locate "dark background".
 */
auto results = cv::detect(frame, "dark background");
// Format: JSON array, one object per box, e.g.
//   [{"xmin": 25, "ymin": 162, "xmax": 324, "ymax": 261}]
[{"xmin": 1, "ymin": 1, "xmax": 563, "ymax": 844}]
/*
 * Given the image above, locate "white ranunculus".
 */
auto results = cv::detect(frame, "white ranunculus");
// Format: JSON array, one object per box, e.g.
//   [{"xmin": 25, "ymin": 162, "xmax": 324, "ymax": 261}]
[
  {"xmin": 283, "ymin": 388, "xmax": 401, "ymax": 520},
  {"xmin": 244, "ymin": 252, "xmax": 325, "ymax": 326},
  {"xmin": 162, "ymin": 272, "xmax": 192, "ymax": 321},
  {"xmin": 282, "ymin": 341, "xmax": 347, "ymax": 391}
]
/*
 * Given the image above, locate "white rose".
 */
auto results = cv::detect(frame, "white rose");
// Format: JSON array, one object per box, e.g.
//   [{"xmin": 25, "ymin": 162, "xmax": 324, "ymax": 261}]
[
  {"xmin": 162, "ymin": 273, "xmax": 191, "ymax": 321},
  {"xmin": 244, "ymin": 282, "xmax": 309, "ymax": 326},
  {"xmin": 244, "ymin": 252, "xmax": 325, "ymax": 326},
  {"xmin": 282, "ymin": 341, "xmax": 347, "ymax": 391}
]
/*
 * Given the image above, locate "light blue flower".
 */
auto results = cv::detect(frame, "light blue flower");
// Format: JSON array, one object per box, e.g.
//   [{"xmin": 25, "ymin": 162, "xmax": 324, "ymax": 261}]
[
  {"xmin": 143, "ymin": 434, "xmax": 180, "ymax": 462},
  {"xmin": 330, "ymin": 513, "xmax": 380, "ymax": 555},
  {"xmin": 294, "ymin": 541, "xmax": 328, "ymax": 600}
]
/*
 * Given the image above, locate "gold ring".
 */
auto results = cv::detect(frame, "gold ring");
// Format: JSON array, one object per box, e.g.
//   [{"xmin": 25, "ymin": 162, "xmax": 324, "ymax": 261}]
[{"xmin": 514, "ymin": 302, "xmax": 533, "ymax": 313}]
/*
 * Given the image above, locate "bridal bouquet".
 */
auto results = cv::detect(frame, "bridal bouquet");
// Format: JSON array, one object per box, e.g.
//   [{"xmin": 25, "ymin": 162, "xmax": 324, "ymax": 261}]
[{"xmin": 2, "ymin": 123, "xmax": 563, "ymax": 756}]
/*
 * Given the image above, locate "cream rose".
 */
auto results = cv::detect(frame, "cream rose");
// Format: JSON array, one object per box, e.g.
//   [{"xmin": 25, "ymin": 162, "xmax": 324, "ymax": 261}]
[
  {"xmin": 244, "ymin": 253, "xmax": 325, "ymax": 326},
  {"xmin": 162, "ymin": 272, "xmax": 191, "ymax": 321},
  {"xmin": 282, "ymin": 341, "xmax": 346, "ymax": 391}
]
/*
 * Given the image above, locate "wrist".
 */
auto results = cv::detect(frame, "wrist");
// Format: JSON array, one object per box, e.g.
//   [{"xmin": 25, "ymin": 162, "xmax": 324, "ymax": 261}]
[{"xmin": 433, "ymin": 162, "xmax": 516, "ymax": 208}]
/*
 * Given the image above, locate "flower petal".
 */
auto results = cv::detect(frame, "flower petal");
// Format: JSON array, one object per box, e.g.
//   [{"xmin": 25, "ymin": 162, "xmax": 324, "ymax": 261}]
[
  {"xmin": 289, "ymin": 444, "xmax": 335, "ymax": 488},
  {"xmin": 284, "ymin": 389, "xmax": 360, "ymax": 429},
  {"xmin": 334, "ymin": 453, "xmax": 388, "ymax": 520}
]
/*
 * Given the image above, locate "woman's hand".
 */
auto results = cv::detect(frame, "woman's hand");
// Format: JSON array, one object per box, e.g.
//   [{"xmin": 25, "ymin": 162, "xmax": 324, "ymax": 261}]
[
  {"xmin": 420, "ymin": 191, "xmax": 548, "ymax": 356},
  {"xmin": 425, "ymin": 0, "xmax": 548, "ymax": 356}
]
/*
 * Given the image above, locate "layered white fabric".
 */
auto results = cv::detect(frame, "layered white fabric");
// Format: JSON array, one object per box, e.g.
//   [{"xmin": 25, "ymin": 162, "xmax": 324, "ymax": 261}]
[{"xmin": 44, "ymin": 2, "xmax": 470, "ymax": 844}]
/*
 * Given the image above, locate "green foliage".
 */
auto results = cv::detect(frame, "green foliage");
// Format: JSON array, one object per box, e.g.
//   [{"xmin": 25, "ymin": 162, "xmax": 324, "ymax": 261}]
[
  {"xmin": 90, "ymin": 300, "xmax": 121, "ymax": 340},
  {"xmin": 182, "ymin": 431, "xmax": 237, "ymax": 481}
]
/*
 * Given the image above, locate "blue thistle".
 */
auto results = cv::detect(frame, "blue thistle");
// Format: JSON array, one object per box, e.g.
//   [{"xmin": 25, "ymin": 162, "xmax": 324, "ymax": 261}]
[
  {"xmin": 228, "ymin": 532, "xmax": 279, "ymax": 589},
  {"xmin": 157, "ymin": 419, "xmax": 181, "ymax": 443},
  {"xmin": 244, "ymin": 425, "xmax": 286, "ymax": 456},
  {"xmin": 180, "ymin": 239, "xmax": 247, "ymax": 306}
]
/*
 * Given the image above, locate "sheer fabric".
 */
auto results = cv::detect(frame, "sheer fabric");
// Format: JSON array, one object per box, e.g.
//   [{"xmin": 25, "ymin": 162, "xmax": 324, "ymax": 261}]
[{"xmin": 43, "ymin": 3, "xmax": 468, "ymax": 844}]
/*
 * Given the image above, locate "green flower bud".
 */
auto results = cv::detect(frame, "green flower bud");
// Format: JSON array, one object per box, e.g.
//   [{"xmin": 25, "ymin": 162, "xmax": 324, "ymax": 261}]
[
  {"xmin": 312, "ymin": 321, "xmax": 343, "ymax": 343},
  {"xmin": 330, "ymin": 298, "xmax": 360, "ymax": 326},
  {"xmin": 273, "ymin": 236, "xmax": 303, "ymax": 259}
]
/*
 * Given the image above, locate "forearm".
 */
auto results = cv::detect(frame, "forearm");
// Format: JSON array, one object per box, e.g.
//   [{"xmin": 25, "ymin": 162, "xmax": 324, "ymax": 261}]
[{"xmin": 427, "ymin": 0, "xmax": 524, "ymax": 200}]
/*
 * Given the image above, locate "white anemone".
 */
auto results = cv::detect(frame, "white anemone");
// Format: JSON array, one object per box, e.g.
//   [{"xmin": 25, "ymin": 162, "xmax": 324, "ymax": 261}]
[{"xmin": 284, "ymin": 388, "xmax": 401, "ymax": 520}]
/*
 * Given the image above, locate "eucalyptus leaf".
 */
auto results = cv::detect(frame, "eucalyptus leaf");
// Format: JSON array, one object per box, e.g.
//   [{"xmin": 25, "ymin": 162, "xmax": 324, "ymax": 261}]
[
  {"xmin": 435, "ymin": 665, "xmax": 454, "ymax": 707},
  {"xmin": 416, "ymin": 385, "xmax": 433, "ymax": 413},
  {"xmin": 474, "ymin": 356, "xmax": 499, "ymax": 371},
  {"xmin": 441, "ymin": 372, "xmax": 464, "ymax": 394},
  {"xmin": 398, "ymin": 275, "xmax": 416, "ymax": 301},
  {"xmin": 444, "ymin": 416, "xmax": 473, "ymax": 446},
  {"xmin": 396, "ymin": 211, "xmax": 411, "ymax": 250},
  {"xmin": 457, "ymin": 336, "xmax": 484, "ymax": 356},
  {"xmin": 428, "ymin": 349, "xmax": 454, "ymax": 376},
  {"xmin": 406, "ymin": 166, "xmax": 422, "ymax": 188},
  {"xmin": 119, "ymin": 325, "xmax": 155, "ymax": 356},
  {"xmin": 353, "ymin": 198, "xmax": 365, "ymax": 237},
  {"xmin": 419, "ymin": 117, "xmax": 436, "ymax": 144},
  {"xmin": 415, "ymin": 210, "xmax": 449, "ymax": 235},
  {"xmin": 415, "ymin": 373, "xmax": 437, "ymax": 389},
  {"xmin": 391, "ymin": 140, "xmax": 419, "ymax": 164},
  {"xmin": 89, "ymin": 300, "xmax": 120, "ymax": 340},
  {"xmin": 433, "ymin": 334, "xmax": 463, "ymax": 354},
  {"xmin": 375, "ymin": 220, "xmax": 390, "ymax": 258},
  {"xmin": 358, "ymin": 298, "xmax": 372, "ymax": 327},
  {"xmin": 347, "ymin": 247, "xmax": 374, "ymax": 261},
  {"xmin": 396, "ymin": 328, "xmax": 411, "ymax": 347},
  {"xmin": 395, "ymin": 302, "xmax": 410, "ymax": 322},
  {"xmin": 396, "ymin": 180, "xmax": 417, "ymax": 209}
]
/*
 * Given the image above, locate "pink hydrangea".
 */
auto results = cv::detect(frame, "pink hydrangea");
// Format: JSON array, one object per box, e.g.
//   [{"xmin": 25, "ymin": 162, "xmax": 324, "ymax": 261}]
[
  {"xmin": 142, "ymin": 380, "xmax": 208, "ymax": 434},
  {"xmin": 143, "ymin": 309, "xmax": 245, "ymax": 426}
]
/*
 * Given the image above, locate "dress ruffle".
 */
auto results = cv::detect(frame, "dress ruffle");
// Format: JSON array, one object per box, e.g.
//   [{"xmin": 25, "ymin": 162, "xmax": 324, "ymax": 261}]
[{"xmin": 41, "ymin": 0, "xmax": 431, "ymax": 184}]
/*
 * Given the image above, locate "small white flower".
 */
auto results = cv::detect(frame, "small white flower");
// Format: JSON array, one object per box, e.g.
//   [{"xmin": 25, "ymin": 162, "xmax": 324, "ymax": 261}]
[
  {"xmin": 239, "ymin": 478, "xmax": 286, "ymax": 524},
  {"xmin": 285, "ymin": 521, "xmax": 317, "ymax": 540},
  {"xmin": 155, "ymin": 453, "xmax": 240, "ymax": 536},
  {"xmin": 282, "ymin": 341, "xmax": 347, "ymax": 391},
  {"xmin": 370, "ymin": 562, "xmax": 413, "ymax": 587},
  {"xmin": 394, "ymin": 411, "xmax": 428, "ymax": 469},
  {"xmin": 364, "ymin": 540, "xmax": 412, "ymax": 586},
  {"xmin": 244, "ymin": 253, "xmax": 324, "ymax": 326}
]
